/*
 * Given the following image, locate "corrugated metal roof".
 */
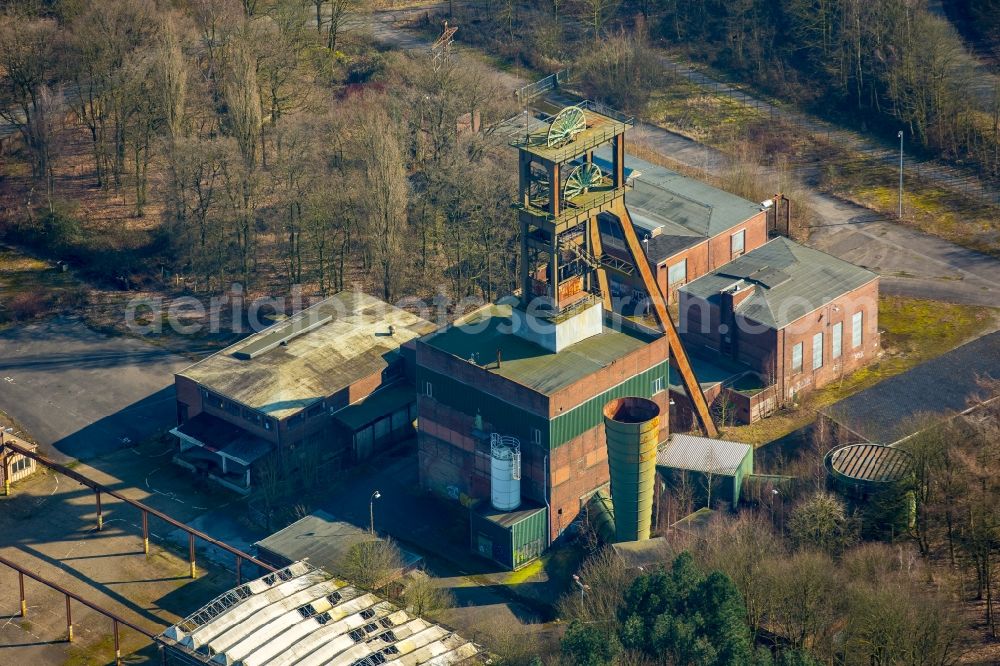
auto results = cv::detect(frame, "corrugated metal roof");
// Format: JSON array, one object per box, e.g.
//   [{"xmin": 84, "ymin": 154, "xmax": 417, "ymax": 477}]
[
  {"xmin": 657, "ymin": 434, "xmax": 752, "ymax": 476},
  {"xmin": 821, "ymin": 330, "xmax": 1000, "ymax": 444},
  {"xmin": 474, "ymin": 500, "xmax": 546, "ymax": 529},
  {"xmin": 827, "ymin": 444, "xmax": 912, "ymax": 483},
  {"xmin": 179, "ymin": 293, "xmax": 437, "ymax": 419},
  {"xmin": 160, "ymin": 561, "xmax": 482, "ymax": 666},
  {"xmin": 680, "ymin": 237, "xmax": 878, "ymax": 329},
  {"xmin": 254, "ymin": 511, "xmax": 423, "ymax": 575}
]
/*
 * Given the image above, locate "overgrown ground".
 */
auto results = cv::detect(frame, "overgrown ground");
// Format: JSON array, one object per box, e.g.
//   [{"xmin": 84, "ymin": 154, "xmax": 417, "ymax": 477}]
[
  {"xmin": 721, "ymin": 296, "xmax": 999, "ymax": 446},
  {"xmin": 814, "ymin": 145, "xmax": 1000, "ymax": 256},
  {"xmin": 644, "ymin": 57, "xmax": 1000, "ymax": 257},
  {"xmin": 0, "ymin": 245, "xmax": 87, "ymax": 327}
]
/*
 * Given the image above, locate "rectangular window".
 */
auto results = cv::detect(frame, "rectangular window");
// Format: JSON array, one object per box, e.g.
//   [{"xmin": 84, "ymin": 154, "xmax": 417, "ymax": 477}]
[
  {"xmin": 832, "ymin": 322, "xmax": 843, "ymax": 360},
  {"xmin": 652, "ymin": 376, "xmax": 665, "ymax": 394},
  {"xmin": 424, "ymin": 381, "xmax": 433, "ymax": 397},
  {"xmin": 812, "ymin": 332, "xmax": 824, "ymax": 370},
  {"xmin": 792, "ymin": 342, "xmax": 803, "ymax": 372},
  {"xmin": 668, "ymin": 260, "xmax": 687, "ymax": 287},
  {"xmin": 731, "ymin": 229, "xmax": 746, "ymax": 257},
  {"xmin": 531, "ymin": 428, "xmax": 542, "ymax": 445},
  {"xmin": 852, "ymin": 311, "xmax": 863, "ymax": 348}
]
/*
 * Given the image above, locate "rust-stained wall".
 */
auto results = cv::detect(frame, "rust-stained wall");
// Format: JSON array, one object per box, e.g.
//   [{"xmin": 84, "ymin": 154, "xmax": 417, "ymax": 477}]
[{"xmin": 416, "ymin": 333, "xmax": 670, "ymax": 542}]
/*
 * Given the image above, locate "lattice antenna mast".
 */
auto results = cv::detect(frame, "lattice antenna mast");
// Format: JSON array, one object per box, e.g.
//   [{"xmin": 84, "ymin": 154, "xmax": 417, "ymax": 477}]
[{"xmin": 431, "ymin": 21, "xmax": 458, "ymax": 70}]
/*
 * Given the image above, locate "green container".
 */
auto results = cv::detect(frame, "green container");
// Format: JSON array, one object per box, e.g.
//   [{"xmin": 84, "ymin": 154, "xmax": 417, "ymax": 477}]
[
  {"xmin": 470, "ymin": 502, "xmax": 548, "ymax": 570},
  {"xmin": 603, "ymin": 397, "xmax": 660, "ymax": 542}
]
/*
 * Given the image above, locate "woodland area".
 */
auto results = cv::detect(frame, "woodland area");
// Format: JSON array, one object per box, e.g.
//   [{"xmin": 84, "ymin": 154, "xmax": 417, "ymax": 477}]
[
  {"xmin": 534, "ymin": 392, "xmax": 1000, "ymax": 666},
  {"xmin": 0, "ymin": 0, "xmax": 520, "ymax": 304},
  {"xmin": 452, "ymin": 0, "xmax": 1000, "ymax": 178}
]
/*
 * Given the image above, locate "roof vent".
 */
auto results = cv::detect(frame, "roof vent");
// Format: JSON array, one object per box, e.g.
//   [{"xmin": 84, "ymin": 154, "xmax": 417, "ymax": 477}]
[{"xmin": 232, "ymin": 313, "xmax": 333, "ymax": 360}]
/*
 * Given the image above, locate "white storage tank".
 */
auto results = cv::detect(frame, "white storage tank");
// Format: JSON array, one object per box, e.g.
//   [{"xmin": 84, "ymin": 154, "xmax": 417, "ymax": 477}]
[{"xmin": 490, "ymin": 434, "xmax": 522, "ymax": 511}]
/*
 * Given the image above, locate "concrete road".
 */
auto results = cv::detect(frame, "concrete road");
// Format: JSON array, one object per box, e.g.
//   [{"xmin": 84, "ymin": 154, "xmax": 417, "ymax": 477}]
[{"xmin": 0, "ymin": 317, "xmax": 190, "ymax": 462}]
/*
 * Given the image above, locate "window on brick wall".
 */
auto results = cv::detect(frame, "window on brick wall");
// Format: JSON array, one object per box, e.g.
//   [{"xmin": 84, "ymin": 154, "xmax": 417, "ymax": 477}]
[
  {"xmin": 792, "ymin": 342, "xmax": 803, "ymax": 372},
  {"xmin": 668, "ymin": 260, "xmax": 687, "ymax": 287},
  {"xmin": 852, "ymin": 311, "xmax": 863, "ymax": 348},
  {"xmin": 731, "ymin": 229, "xmax": 745, "ymax": 258},
  {"xmin": 832, "ymin": 322, "xmax": 843, "ymax": 359},
  {"xmin": 812, "ymin": 332, "xmax": 824, "ymax": 370}
]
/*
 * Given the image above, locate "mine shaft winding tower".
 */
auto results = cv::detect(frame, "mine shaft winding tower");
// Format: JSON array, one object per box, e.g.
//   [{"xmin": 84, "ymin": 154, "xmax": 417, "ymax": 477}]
[{"xmin": 510, "ymin": 102, "xmax": 718, "ymax": 437}]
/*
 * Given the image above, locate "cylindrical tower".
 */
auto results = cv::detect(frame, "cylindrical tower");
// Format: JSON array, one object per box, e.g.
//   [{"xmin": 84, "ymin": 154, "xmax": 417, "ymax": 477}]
[
  {"xmin": 603, "ymin": 397, "xmax": 660, "ymax": 542},
  {"xmin": 490, "ymin": 434, "xmax": 522, "ymax": 511}
]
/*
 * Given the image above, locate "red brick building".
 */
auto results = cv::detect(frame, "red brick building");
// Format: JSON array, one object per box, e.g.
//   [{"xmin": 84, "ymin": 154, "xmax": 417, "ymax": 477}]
[
  {"xmin": 416, "ymin": 298, "xmax": 670, "ymax": 546},
  {"xmin": 598, "ymin": 155, "xmax": 769, "ymax": 306},
  {"xmin": 677, "ymin": 237, "xmax": 880, "ymax": 420},
  {"xmin": 172, "ymin": 292, "xmax": 436, "ymax": 494}
]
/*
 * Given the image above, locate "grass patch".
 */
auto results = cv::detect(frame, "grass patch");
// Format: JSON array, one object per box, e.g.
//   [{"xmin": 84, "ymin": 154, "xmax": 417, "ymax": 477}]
[
  {"xmin": 809, "ymin": 139, "xmax": 1000, "ymax": 257},
  {"xmin": 646, "ymin": 78, "xmax": 766, "ymax": 145},
  {"xmin": 721, "ymin": 295, "xmax": 998, "ymax": 446},
  {"xmin": 0, "ymin": 245, "xmax": 87, "ymax": 326}
]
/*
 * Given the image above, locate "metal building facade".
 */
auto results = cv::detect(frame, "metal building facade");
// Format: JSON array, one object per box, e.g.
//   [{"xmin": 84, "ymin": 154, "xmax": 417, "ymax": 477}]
[{"xmin": 470, "ymin": 502, "xmax": 548, "ymax": 570}]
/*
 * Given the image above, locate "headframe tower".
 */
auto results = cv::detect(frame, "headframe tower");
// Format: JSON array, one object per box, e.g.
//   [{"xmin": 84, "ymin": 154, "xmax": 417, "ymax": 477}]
[{"xmin": 511, "ymin": 102, "xmax": 719, "ymax": 437}]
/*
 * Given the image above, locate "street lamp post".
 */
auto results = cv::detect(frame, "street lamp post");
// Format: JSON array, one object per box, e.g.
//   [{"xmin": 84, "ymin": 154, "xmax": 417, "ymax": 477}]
[
  {"xmin": 772, "ymin": 488, "xmax": 783, "ymax": 534},
  {"xmin": 370, "ymin": 490, "xmax": 381, "ymax": 535},
  {"xmin": 897, "ymin": 130, "xmax": 904, "ymax": 219},
  {"xmin": 572, "ymin": 574, "xmax": 590, "ymax": 605}
]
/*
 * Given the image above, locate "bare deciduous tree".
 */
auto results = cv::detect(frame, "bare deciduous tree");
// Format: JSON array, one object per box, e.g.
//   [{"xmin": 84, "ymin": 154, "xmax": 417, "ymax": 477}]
[
  {"xmin": 357, "ymin": 105, "xmax": 407, "ymax": 301},
  {"xmin": 337, "ymin": 538, "xmax": 404, "ymax": 592}
]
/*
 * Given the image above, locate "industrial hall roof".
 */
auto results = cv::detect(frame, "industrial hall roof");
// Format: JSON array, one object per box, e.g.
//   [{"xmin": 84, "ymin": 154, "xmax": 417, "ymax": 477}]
[
  {"xmin": 821, "ymin": 330, "xmax": 1000, "ymax": 445},
  {"xmin": 178, "ymin": 293, "xmax": 437, "ymax": 420},
  {"xmin": 591, "ymin": 147, "xmax": 764, "ymax": 264},
  {"xmin": 159, "ymin": 561, "xmax": 483, "ymax": 666},
  {"xmin": 622, "ymin": 158, "xmax": 764, "ymax": 263},
  {"xmin": 420, "ymin": 299, "xmax": 657, "ymax": 395},
  {"xmin": 255, "ymin": 510, "xmax": 424, "ymax": 578},
  {"xmin": 679, "ymin": 237, "xmax": 878, "ymax": 330},
  {"xmin": 657, "ymin": 434, "xmax": 752, "ymax": 476}
]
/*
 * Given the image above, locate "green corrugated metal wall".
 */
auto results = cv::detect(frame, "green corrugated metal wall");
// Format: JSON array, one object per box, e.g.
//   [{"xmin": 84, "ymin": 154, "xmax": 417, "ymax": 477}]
[
  {"xmin": 731, "ymin": 447, "xmax": 754, "ymax": 507},
  {"xmin": 510, "ymin": 507, "xmax": 548, "ymax": 569},
  {"xmin": 549, "ymin": 362, "xmax": 669, "ymax": 447},
  {"xmin": 418, "ymin": 361, "xmax": 669, "ymax": 451},
  {"xmin": 470, "ymin": 506, "xmax": 548, "ymax": 570}
]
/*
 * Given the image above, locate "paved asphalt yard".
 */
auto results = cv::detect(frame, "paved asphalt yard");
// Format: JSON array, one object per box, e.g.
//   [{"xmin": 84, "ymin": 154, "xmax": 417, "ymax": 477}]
[{"xmin": 0, "ymin": 317, "xmax": 190, "ymax": 463}]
